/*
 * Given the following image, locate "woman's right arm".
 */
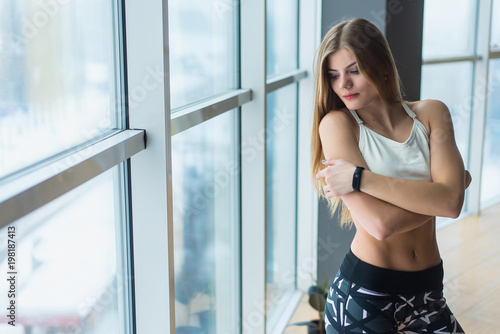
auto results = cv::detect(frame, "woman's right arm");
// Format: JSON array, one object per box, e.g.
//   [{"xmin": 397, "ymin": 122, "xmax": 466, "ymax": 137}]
[{"xmin": 318, "ymin": 110, "xmax": 433, "ymax": 240}]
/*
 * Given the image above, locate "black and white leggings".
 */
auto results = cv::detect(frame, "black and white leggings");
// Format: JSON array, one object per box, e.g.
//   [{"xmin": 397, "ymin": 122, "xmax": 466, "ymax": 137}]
[{"xmin": 324, "ymin": 251, "xmax": 465, "ymax": 334}]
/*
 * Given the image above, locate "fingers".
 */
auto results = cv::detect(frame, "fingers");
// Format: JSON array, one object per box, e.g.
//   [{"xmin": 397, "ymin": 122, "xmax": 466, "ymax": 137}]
[
  {"xmin": 322, "ymin": 158, "xmax": 343, "ymax": 166},
  {"xmin": 317, "ymin": 159, "xmax": 341, "ymax": 179},
  {"xmin": 316, "ymin": 163, "xmax": 333, "ymax": 179},
  {"xmin": 323, "ymin": 185, "xmax": 334, "ymax": 198},
  {"xmin": 316, "ymin": 169, "xmax": 326, "ymax": 180}
]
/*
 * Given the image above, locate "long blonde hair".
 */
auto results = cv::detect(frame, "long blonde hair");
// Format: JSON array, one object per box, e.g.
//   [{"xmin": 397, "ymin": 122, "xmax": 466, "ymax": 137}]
[{"xmin": 311, "ymin": 18, "xmax": 403, "ymax": 228}]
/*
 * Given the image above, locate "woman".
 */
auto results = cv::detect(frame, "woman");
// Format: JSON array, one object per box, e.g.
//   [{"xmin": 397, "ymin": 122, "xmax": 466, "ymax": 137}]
[{"xmin": 312, "ymin": 18, "xmax": 471, "ymax": 333}]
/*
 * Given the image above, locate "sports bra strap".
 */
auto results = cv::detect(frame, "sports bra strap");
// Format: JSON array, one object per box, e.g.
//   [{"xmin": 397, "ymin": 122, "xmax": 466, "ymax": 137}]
[
  {"xmin": 401, "ymin": 102, "xmax": 417, "ymax": 119},
  {"xmin": 348, "ymin": 109, "xmax": 364, "ymax": 124},
  {"xmin": 350, "ymin": 102, "xmax": 415, "ymax": 123}
]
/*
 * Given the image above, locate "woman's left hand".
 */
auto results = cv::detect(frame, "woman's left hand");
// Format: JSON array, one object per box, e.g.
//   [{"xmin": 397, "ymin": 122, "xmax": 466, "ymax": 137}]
[{"xmin": 316, "ymin": 159, "xmax": 357, "ymax": 198}]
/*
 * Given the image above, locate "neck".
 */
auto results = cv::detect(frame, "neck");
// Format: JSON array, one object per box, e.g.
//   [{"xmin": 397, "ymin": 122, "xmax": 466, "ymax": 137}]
[{"xmin": 356, "ymin": 100, "xmax": 402, "ymax": 130}]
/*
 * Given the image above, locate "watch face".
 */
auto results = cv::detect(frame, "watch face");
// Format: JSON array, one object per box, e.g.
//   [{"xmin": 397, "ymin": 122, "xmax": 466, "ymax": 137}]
[{"xmin": 352, "ymin": 167, "xmax": 364, "ymax": 191}]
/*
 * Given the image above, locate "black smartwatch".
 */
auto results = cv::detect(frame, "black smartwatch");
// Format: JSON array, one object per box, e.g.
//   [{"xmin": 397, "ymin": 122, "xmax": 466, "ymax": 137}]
[{"xmin": 352, "ymin": 166, "xmax": 365, "ymax": 192}]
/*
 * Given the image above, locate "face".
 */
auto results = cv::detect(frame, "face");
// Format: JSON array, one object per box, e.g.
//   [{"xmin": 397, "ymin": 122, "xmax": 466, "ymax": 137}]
[{"xmin": 327, "ymin": 48, "xmax": 381, "ymax": 110}]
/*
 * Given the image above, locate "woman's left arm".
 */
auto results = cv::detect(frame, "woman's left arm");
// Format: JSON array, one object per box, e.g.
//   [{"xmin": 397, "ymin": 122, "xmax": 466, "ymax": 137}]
[{"xmin": 321, "ymin": 100, "xmax": 467, "ymax": 218}]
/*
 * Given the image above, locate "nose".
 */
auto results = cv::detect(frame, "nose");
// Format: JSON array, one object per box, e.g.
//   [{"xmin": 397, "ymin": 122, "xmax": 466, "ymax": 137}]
[{"xmin": 338, "ymin": 75, "xmax": 352, "ymax": 90}]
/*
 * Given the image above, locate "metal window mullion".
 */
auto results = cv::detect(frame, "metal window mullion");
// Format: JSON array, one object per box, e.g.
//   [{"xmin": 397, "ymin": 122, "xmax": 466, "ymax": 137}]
[
  {"xmin": 490, "ymin": 50, "xmax": 500, "ymax": 59},
  {"xmin": 265, "ymin": 69, "xmax": 308, "ymax": 94},
  {"xmin": 422, "ymin": 55, "xmax": 481, "ymax": 65},
  {"xmin": 241, "ymin": 0, "xmax": 267, "ymax": 333},
  {"xmin": 0, "ymin": 129, "xmax": 145, "ymax": 229},
  {"xmin": 171, "ymin": 88, "xmax": 252, "ymax": 135},
  {"xmin": 124, "ymin": 0, "xmax": 175, "ymax": 332},
  {"xmin": 468, "ymin": 0, "xmax": 493, "ymax": 214},
  {"xmin": 296, "ymin": 0, "xmax": 320, "ymax": 293}
]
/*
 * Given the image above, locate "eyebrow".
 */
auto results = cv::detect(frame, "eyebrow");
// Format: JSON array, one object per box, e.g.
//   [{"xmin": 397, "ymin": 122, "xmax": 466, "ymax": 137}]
[{"xmin": 328, "ymin": 61, "xmax": 357, "ymax": 72}]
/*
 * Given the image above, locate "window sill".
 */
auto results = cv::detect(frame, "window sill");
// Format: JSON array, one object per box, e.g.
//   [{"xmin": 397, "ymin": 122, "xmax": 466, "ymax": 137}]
[{"xmin": 282, "ymin": 293, "xmax": 320, "ymax": 334}]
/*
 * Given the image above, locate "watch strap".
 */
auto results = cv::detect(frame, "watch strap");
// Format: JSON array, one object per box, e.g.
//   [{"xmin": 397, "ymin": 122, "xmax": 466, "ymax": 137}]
[{"xmin": 352, "ymin": 166, "xmax": 365, "ymax": 192}]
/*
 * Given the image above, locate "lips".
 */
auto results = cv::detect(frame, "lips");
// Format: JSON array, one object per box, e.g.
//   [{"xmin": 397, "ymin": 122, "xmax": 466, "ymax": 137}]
[{"xmin": 343, "ymin": 93, "xmax": 359, "ymax": 101}]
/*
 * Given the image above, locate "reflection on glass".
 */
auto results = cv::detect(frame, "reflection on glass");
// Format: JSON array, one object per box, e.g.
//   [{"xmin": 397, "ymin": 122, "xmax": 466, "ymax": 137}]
[
  {"xmin": 481, "ymin": 60, "xmax": 500, "ymax": 206},
  {"xmin": 0, "ymin": 166, "xmax": 131, "ymax": 333},
  {"xmin": 491, "ymin": 0, "xmax": 500, "ymax": 49},
  {"xmin": 422, "ymin": 0, "xmax": 476, "ymax": 59},
  {"xmin": 265, "ymin": 84, "xmax": 297, "ymax": 328},
  {"xmin": 0, "ymin": 0, "xmax": 123, "ymax": 180},
  {"xmin": 266, "ymin": 0, "xmax": 298, "ymax": 77},
  {"xmin": 420, "ymin": 62, "xmax": 473, "ymax": 167},
  {"xmin": 171, "ymin": 110, "xmax": 240, "ymax": 334},
  {"xmin": 168, "ymin": 0, "xmax": 238, "ymax": 110}
]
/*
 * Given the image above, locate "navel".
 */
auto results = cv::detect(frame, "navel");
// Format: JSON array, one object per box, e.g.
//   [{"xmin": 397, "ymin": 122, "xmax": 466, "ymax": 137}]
[{"xmin": 412, "ymin": 249, "xmax": 417, "ymax": 259}]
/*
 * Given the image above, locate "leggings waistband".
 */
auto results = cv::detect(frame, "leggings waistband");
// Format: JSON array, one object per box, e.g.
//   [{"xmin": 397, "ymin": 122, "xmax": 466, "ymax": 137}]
[{"xmin": 339, "ymin": 249, "xmax": 444, "ymax": 294}]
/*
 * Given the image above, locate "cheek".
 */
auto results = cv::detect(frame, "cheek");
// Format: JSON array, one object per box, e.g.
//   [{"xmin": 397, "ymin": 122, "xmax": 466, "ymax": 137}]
[
  {"xmin": 330, "ymin": 81, "xmax": 340, "ymax": 94},
  {"xmin": 365, "ymin": 84, "xmax": 379, "ymax": 97},
  {"xmin": 360, "ymin": 78, "xmax": 376, "ymax": 91},
  {"xmin": 353, "ymin": 77, "xmax": 367, "ymax": 88},
  {"xmin": 356, "ymin": 79, "xmax": 375, "ymax": 94}
]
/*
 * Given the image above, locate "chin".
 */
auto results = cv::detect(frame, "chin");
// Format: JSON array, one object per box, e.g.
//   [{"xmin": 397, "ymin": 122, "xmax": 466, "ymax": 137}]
[{"xmin": 343, "ymin": 100, "xmax": 363, "ymax": 110}]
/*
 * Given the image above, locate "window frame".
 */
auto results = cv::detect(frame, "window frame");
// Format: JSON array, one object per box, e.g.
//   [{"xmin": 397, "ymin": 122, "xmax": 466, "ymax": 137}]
[
  {"xmin": 0, "ymin": 0, "xmax": 142, "ymax": 331},
  {"xmin": 0, "ymin": 0, "xmax": 320, "ymax": 332},
  {"xmin": 421, "ymin": 0, "xmax": 495, "ymax": 216}
]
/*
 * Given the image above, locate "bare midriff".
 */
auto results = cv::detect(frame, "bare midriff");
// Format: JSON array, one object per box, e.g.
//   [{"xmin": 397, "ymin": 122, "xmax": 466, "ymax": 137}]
[{"xmin": 350, "ymin": 217, "xmax": 441, "ymax": 272}]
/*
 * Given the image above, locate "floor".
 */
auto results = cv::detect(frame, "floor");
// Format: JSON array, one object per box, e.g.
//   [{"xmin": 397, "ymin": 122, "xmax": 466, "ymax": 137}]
[
  {"xmin": 438, "ymin": 204, "xmax": 500, "ymax": 332},
  {"xmin": 284, "ymin": 203, "xmax": 500, "ymax": 333}
]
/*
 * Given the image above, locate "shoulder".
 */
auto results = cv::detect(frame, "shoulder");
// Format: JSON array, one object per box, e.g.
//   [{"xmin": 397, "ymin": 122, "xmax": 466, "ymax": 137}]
[
  {"xmin": 406, "ymin": 99, "xmax": 453, "ymax": 133},
  {"xmin": 319, "ymin": 108, "xmax": 358, "ymax": 135},
  {"xmin": 407, "ymin": 99, "xmax": 451, "ymax": 121},
  {"xmin": 318, "ymin": 109, "xmax": 365, "ymax": 162},
  {"xmin": 318, "ymin": 108, "xmax": 360, "ymax": 147}
]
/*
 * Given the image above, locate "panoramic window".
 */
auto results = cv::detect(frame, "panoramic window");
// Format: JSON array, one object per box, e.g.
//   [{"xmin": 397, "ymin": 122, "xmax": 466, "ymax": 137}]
[
  {"xmin": 481, "ymin": 60, "xmax": 500, "ymax": 205},
  {"xmin": 480, "ymin": 0, "xmax": 500, "ymax": 206},
  {"xmin": 0, "ymin": 0, "xmax": 124, "ymax": 180},
  {"xmin": 420, "ymin": 0, "xmax": 478, "ymax": 216},
  {"xmin": 422, "ymin": 0, "xmax": 476, "ymax": 59},
  {"xmin": 0, "ymin": 167, "xmax": 132, "ymax": 332},
  {"xmin": 0, "ymin": 0, "xmax": 133, "ymax": 332},
  {"xmin": 168, "ymin": 1, "xmax": 241, "ymax": 333},
  {"xmin": 168, "ymin": 0, "xmax": 238, "ymax": 111},
  {"xmin": 265, "ymin": 0, "xmax": 299, "ymax": 330},
  {"xmin": 265, "ymin": 84, "xmax": 298, "ymax": 327}
]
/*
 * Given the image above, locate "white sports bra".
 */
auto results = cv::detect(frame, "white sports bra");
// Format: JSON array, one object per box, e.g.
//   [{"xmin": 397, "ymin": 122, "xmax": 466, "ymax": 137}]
[{"xmin": 349, "ymin": 102, "xmax": 432, "ymax": 182}]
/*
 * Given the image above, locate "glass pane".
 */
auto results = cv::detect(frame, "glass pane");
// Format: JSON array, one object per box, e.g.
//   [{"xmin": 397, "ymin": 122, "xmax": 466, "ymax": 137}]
[
  {"xmin": 168, "ymin": 0, "xmax": 238, "ymax": 110},
  {"xmin": 422, "ymin": 0, "xmax": 476, "ymax": 59},
  {"xmin": 265, "ymin": 84, "xmax": 298, "ymax": 329},
  {"xmin": 481, "ymin": 59, "xmax": 500, "ymax": 206},
  {"xmin": 171, "ymin": 110, "xmax": 240, "ymax": 334},
  {"xmin": 0, "ymin": 0, "xmax": 123, "ymax": 180},
  {"xmin": 0, "ymin": 166, "xmax": 132, "ymax": 332},
  {"xmin": 420, "ymin": 62, "xmax": 473, "ymax": 167},
  {"xmin": 266, "ymin": 0, "xmax": 298, "ymax": 77},
  {"xmin": 491, "ymin": 0, "xmax": 500, "ymax": 49}
]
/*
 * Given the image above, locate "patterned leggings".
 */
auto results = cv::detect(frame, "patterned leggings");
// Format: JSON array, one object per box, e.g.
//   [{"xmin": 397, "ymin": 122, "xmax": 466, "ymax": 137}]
[{"xmin": 324, "ymin": 251, "xmax": 464, "ymax": 334}]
